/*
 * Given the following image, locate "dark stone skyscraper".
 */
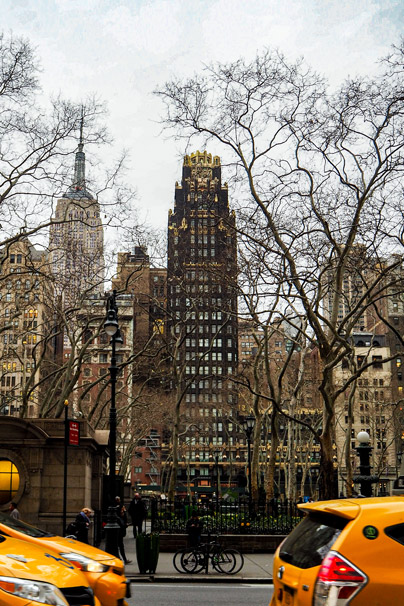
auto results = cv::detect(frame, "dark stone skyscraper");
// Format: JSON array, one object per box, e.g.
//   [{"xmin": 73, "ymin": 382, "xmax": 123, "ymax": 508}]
[{"xmin": 167, "ymin": 151, "xmax": 238, "ymax": 479}]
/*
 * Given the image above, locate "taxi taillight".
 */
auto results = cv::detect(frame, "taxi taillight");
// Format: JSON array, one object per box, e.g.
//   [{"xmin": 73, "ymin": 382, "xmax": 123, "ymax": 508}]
[{"xmin": 314, "ymin": 551, "xmax": 367, "ymax": 605}]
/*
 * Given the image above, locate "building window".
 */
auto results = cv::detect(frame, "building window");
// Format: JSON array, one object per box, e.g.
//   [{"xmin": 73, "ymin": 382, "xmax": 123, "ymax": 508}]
[
  {"xmin": 0, "ymin": 459, "xmax": 20, "ymax": 505},
  {"xmin": 99, "ymin": 332, "xmax": 109, "ymax": 345},
  {"xmin": 372, "ymin": 356, "xmax": 382, "ymax": 369}
]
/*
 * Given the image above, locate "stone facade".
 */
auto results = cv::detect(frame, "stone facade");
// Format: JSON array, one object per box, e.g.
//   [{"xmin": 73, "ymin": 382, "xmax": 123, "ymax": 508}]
[{"xmin": 0, "ymin": 416, "xmax": 108, "ymax": 537}]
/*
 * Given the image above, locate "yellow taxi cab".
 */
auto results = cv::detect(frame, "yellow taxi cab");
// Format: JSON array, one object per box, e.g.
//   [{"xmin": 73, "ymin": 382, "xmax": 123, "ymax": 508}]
[
  {"xmin": 0, "ymin": 512, "xmax": 129, "ymax": 606},
  {"xmin": 270, "ymin": 496, "xmax": 404, "ymax": 606},
  {"xmin": 0, "ymin": 532, "xmax": 99, "ymax": 606}
]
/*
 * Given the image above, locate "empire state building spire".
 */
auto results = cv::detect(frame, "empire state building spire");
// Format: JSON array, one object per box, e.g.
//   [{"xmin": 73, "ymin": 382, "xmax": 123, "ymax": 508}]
[
  {"xmin": 74, "ymin": 117, "xmax": 85, "ymax": 188},
  {"xmin": 64, "ymin": 115, "xmax": 93, "ymax": 199},
  {"xmin": 50, "ymin": 113, "xmax": 105, "ymax": 300}
]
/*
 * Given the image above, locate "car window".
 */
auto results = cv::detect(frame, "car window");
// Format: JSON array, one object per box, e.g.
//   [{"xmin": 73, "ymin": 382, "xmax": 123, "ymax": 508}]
[
  {"xmin": 385, "ymin": 523, "xmax": 404, "ymax": 546},
  {"xmin": 279, "ymin": 512, "xmax": 348, "ymax": 569},
  {"xmin": 0, "ymin": 512, "xmax": 54, "ymax": 538}
]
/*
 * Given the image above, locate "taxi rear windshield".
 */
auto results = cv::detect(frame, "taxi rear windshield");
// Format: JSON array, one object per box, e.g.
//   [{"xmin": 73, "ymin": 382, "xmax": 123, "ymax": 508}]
[
  {"xmin": 279, "ymin": 512, "xmax": 348, "ymax": 569},
  {"xmin": 0, "ymin": 512, "xmax": 54, "ymax": 538},
  {"xmin": 385, "ymin": 523, "xmax": 404, "ymax": 546}
]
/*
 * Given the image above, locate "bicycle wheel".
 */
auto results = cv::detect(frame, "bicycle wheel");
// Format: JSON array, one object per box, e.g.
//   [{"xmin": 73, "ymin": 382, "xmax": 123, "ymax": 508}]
[
  {"xmin": 181, "ymin": 548, "xmax": 205, "ymax": 573},
  {"xmin": 173, "ymin": 549, "xmax": 188, "ymax": 574},
  {"xmin": 212, "ymin": 549, "xmax": 236, "ymax": 574},
  {"xmin": 224, "ymin": 549, "xmax": 244, "ymax": 574}
]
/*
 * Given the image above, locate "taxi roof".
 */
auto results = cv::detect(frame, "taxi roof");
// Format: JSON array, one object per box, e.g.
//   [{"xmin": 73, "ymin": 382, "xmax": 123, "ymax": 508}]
[{"xmin": 299, "ymin": 496, "xmax": 404, "ymax": 520}]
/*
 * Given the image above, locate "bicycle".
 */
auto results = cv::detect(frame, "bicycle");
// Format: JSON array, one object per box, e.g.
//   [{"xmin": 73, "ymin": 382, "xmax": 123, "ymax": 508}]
[
  {"xmin": 173, "ymin": 538, "xmax": 244, "ymax": 575},
  {"xmin": 173, "ymin": 547, "xmax": 193, "ymax": 574}
]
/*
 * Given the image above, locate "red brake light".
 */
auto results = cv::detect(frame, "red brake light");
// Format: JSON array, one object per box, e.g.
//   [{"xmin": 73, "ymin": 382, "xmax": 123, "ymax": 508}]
[
  {"xmin": 314, "ymin": 551, "xmax": 367, "ymax": 606},
  {"xmin": 318, "ymin": 553, "xmax": 366, "ymax": 584}
]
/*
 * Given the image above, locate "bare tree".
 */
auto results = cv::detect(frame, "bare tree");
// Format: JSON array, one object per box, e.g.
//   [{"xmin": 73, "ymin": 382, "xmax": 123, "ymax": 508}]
[
  {"xmin": 0, "ymin": 32, "xmax": 137, "ymax": 260},
  {"xmin": 156, "ymin": 44, "xmax": 404, "ymax": 498}
]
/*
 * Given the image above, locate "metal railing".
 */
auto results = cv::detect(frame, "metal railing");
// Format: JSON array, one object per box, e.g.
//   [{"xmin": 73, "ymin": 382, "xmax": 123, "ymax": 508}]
[{"xmin": 149, "ymin": 497, "xmax": 302, "ymax": 535}]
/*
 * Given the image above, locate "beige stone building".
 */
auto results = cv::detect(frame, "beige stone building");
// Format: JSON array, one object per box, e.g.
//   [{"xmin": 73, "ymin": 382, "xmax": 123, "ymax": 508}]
[
  {"xmin": 0, "ymin": 237, "xmax": 52, "ymax": 417},
  {"xmin": 334, "ymin": 332, "xmax": 397, "ymax": 495},
  {"xmin": 323, "ymin": 249, "xmax": 399, "ymax": 495},
  {"xmin": 0, "ymin": 416, "xmax": 107, "ymax": 538}
]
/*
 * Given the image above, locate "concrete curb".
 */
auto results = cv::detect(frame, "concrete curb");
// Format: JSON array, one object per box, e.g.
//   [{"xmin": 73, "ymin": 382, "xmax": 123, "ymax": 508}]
[{"xmin": 128, "ymin": 574, "xmax": 273, "ymax": 584}]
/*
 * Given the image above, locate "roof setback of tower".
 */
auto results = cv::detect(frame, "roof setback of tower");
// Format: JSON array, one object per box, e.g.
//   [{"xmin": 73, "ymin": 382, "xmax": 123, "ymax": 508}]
[{"xmin": 183, "ymin": 150, "xmax": 220, "ymax": 167}]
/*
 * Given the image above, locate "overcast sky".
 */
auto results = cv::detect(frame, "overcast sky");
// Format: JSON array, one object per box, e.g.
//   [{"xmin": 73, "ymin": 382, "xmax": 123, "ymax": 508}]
[{"xmin": 4, "ymin": 0, "xmax": 404, "ymax": 239}]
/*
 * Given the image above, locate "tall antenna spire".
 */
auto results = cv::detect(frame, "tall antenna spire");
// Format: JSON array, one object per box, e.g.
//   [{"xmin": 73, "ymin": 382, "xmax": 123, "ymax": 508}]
[
  {"xmin": 73, "ymin": 108, "xmax": 86, "ymax": 190},
  {"xmin": 79, "ymin": 110, "xmax": 84, "ymax": 148},
  {"xmin": 64, "ymin": 107, "xmax": 93, "ymax": 199}
]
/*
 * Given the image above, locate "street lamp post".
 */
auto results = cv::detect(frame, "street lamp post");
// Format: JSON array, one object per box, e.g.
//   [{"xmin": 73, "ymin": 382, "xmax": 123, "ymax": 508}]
[
  {"xmin": 242, "ymin": 415, "xmax": 255, "ymax": 517},
  {"xmin": 62, "ymin": 400, "xmax": 68, "ymax": 536},
  {"xmin": 354, "ymin": 431, "xmax": 377, "ymax": 497},
  {"xmin": 104, "ymin": 290, "xmax": 123, "ymax": 557},
  {"xmin": 214, "ymin": 449, "xmax": 220, "ymax": 516}
]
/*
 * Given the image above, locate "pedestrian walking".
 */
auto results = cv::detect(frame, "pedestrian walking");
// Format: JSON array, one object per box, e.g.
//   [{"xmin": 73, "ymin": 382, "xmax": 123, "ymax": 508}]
[
  {"xmin": 128, "ymin": 492, "xmax": 147, "ymax": 538},
  {"xmin": 115, "ymin": 497, "xmax": 131, "ymax": 565},
  {"xmin": 74, "ymin": 507, "xmax": 92, "ymax": 543},
  {"xmin": 186, "ymin": 511, "xmax": 203, "ymax": 547},
  {"xmin": 9, "ymin": 502, "xmax": 20, "ymax": 520}
]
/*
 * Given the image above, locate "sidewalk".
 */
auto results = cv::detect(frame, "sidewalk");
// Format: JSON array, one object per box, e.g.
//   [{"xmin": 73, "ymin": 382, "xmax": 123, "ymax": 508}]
[{"xmin": 119, "ymin": 535, "xmax": 274, "ymax": 583}]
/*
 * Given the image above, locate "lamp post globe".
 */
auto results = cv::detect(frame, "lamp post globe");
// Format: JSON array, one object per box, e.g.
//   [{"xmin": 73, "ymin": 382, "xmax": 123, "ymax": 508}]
[
  {"xmin": 104, "ymin": 311, "xmax": 118, "ymax": 337},
  {"xmin": 357, "ymin": 431, "xmax": 370, "ymax": 444}
]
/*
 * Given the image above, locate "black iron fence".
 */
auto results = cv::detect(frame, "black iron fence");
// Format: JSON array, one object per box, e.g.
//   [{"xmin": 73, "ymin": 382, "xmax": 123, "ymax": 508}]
[{"xmin": 149, "ymin": 497, "xmax": 302, "ymax": 535}]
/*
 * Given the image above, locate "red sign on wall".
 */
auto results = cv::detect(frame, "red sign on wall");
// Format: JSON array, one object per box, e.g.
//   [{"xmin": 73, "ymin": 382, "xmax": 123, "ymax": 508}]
[{"xmin": 69, "ymin": 421, "xmax": 80, "ymax": 446}]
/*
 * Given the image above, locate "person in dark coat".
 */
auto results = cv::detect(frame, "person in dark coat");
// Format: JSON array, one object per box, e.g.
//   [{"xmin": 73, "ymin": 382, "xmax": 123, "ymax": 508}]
[
  {"xmin": 75, "ymin": 507, "xmax": 92, "ymax": 543},
  {"xmin": 128, "ymin": 493, "xmax": 147, "ymax": 538},
  {"xmin": 115, "ymin": 496, "xmax": 131, "ymax": 565},
  {"xmin": 186, "ymin": 511, "xmax": 203, "ymax": 547}
]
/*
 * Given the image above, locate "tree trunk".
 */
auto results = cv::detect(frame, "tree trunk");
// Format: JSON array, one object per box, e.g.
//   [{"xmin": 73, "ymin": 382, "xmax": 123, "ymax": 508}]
[
  {"xmin": 265, "ymin": 406, "xmax": 279, "ymax": 502},
  {"xmin": 251, "ymin": 415, "xmax": 261, "ymax": 502},
  {"xmin": 286, "ymin": 418, "xmax": 297, "ymax": 503},
  {"xmin": 319, "ymin": 429, "xmax": 337, "ymax": 500},
  {"xmin": 168, "ymin": 390, "xmax": 181, "ymax": 501}
]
